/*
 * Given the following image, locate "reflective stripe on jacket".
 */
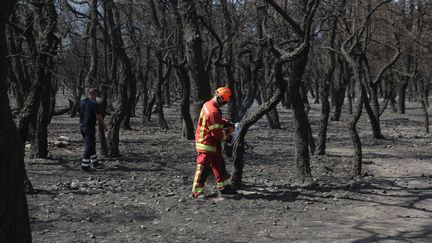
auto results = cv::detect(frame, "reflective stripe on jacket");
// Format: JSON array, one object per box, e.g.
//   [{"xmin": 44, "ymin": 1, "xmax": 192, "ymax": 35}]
[{"xmin": 195, "ymin": 99, "xmax": 229, "ymax": 153}]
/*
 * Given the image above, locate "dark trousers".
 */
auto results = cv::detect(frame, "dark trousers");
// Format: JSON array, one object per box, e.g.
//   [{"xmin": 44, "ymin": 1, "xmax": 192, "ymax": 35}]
[{"xmin": 80, "ymin": 126, "xmax": 96, "ymax": 163}]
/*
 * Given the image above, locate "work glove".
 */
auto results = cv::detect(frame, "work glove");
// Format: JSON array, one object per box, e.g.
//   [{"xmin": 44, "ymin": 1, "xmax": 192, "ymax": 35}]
[{"xmin": 226, "ymin": 126, "xmax": 235, "ymax": 135}]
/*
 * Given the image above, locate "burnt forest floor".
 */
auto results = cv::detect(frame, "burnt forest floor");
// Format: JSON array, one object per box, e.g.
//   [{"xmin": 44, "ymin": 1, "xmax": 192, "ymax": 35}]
[{"xmin": 24, "ymin": 98, "xmax": 432, "ymax": 242}]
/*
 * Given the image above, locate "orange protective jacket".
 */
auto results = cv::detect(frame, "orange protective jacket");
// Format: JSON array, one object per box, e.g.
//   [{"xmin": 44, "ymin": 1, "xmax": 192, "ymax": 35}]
[{"xmin": 195, "ymin": 99, "xmax": 230, "ymax": 153}]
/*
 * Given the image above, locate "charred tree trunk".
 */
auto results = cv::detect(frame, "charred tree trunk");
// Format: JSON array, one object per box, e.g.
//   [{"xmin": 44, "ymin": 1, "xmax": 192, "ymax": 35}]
[
  {"xmin": 301, "ymin": 82, "xmax": 316, "ymax": 155},
  {"xmin": 220, "ymin": 0, "xmax": 238, "ymax": 121},
  {"xmin": 180, "ymin": 0, "xmax": 212, "ymax": 123},
  {"xmin": 398, "ymin": 81, "xmax": 408, "ymax": 114},
  {"xmin": 154, "ymin": 50, "xmax": 169, "ymax": 130},
  {"xmin": 176, "ymin": 61, "xmax": 195, "ymax": 139},
  {"xmin": 362, "ymin": 85, "xmax": 384, "ymax": 139},
  {"xmin": 331, "ymin": 59, "xmax": 349, "ymax": 121},
  {"xmin": 232, "ymin": 0, "xmax": 318, "ymax": 186},
  {"xmin": 0, "ymin": 0, "xmax": 32, "ymax": 241},
  {"xmin": 85, "ymin": 0, "xmax": 98, "ymax": 90},
  {"xmin": 256, "ymin": 88, "xmax": 281, "ymax": 129},
  {"xmin": 349, "ymin": 77, "xmax": 364, "ymax": 177},
  {"xmin": 7, "ymin": 18, "xmax": 31, "ymax": 110},
  {"xmin": 231, "ymin": 61, "xmax": 287, "ymax": 187},
  {"xmin": 98, "ymin": 89, "xmax": 108, "ymax": 157},
  {"xmin": 31, "ymin": 0, "xmax": 58, "ymax": 158},
  {"xmin": 141, "ymin": 46, "xmax": 150, "ymax": 123},
  {"xmin": 172, "ymin": 0, "xmax": 194, "ymax": 139},
  {"xmin": 260, "ymin": 52, "xmax": 281, "ymax": 129},
  {"xmin": 106, "ymin": 0, "xmax": 133, "ymax": 157},
  {"xmin": 342, "ymin": 52, "xmax": 365, "ymax": 177},
  {"xmin": 317, "ymin": 16, "xmax": 337, "ymax": 155},
  {"xmin": 30, "ymin": 81, "xmax": 51, "ymax": 158},
  {"xmin": 313, "ymin": 78, "xmax": 320, "ymax": 104},
  {"xmin": 288, "ymin": 54, "xmax": 313, "ymax": 184}
]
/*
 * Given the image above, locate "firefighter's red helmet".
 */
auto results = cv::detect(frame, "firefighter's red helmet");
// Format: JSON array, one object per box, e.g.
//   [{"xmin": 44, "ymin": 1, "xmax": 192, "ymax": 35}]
[{"xmin": 215, "ymin": 87, "xmax": 232, "ymax": 102}]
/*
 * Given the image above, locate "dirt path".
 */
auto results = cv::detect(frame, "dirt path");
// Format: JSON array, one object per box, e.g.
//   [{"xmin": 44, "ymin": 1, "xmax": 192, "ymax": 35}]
[{"xmin": 26, "ymin": 101, "xmax": 432, "ymax": 242}]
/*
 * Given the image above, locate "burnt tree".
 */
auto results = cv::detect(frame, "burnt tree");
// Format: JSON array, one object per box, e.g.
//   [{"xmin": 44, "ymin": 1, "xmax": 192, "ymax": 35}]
[
  {"xmin": 0, "ymin": 0, "xmax": 32, "ymax": 241},
  {"xmin": 180, "ymin": 0, "xmax": 212, "ymax": 123},
  {"xmin": 231, "ymin": 0, "xmax": 319, "ymax": 186}
]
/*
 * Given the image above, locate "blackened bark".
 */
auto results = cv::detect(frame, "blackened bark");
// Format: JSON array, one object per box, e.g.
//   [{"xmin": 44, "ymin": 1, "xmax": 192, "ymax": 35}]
[
  {"xmin": 398, "ymin": 81, "xmax": 408, "ymax": 114},
  {"xmin": 172, "ymin": 0, "xmax": 194, "ymax": 139},
  {"xmin": 164, "ymin": 78, "xmax": 171, "ymax": 107},
  {"xmin": 317, "ymin": 16, "xmax": 337, "ymax": 155},
  {"xmin": 350, "ymin": 78, "xmax": 363, "ymax": 177},
  {"xmin": 85, "ymin": 0, "xmax": 98, "ymax": 90},
  {"xmin": 362, "ymin": 86, "xmax": 384, "ymax": 139},
  {"xmin": 180, "ymin": 0, "xmax": 212, "ymax": 123},
  {"xmin": 154, "ymin": 50, "xmax": 169, "ymax": 130},
  {"xmin": 7, "ymin": 19, "xmax": 30, "ymax": 108},
  {"xmin": 70, "ymin": 41, "xmax": 87, "ymax": 117},
  {"xmin": 260, "ymin": 52, "xmax": 281, "ymax": 129},
  {"xmin": 232, "ymin": 61, "xmax": 287, "ymax": 187},
  {"xmin": 346, "ymin": 80, "xmax": 353, "ymax": 114},
  {"xmin": 106, "ymin": 0, "xmax": 133, "ymax": 157},
  {"xmin": 220, "ymin": 0, "xmax": 238, "ymax": 121},
  {"xmin": 331, "ymin": 59, "xmax": 349, "ymax": 121},
  {"xmin": 98, "ymin": 90, "xmax": 108, "ymax": 157},
  {"xmin": 30, "ymin": 81, "xmax": 51, "ymax": 158},
  {"xmin": 289, "ymin": 55, "xmax": 313, "ymax": 183},
  {"xmin": 0, "ymin": 0, "xmax": 32, "ymax": 240},
  {"xmin": 122, "ymin": 5, "xmax": 139, "ymax": 130},
  {"xmin": 256, "ymin": 89, "xmax": 281, "ymax": 129},
  {"xmin": 301, "ymin": 82, "xmax": 316, "ymax": 155},
  {"xmin": 32, "ymin": 0, "xmax": 58, "ymax": 158},
  {"xmin": 421, "ymin": 98, "xmax": 429, "ymax": 133},
  {"xmin": 141, "ymin": 46, "xmax": 150, "ymax": 122},
  {"xmin": 176, "ymin": 61, "xmax": 195, "ymax": 139},
  {"xmin": 341, "ymin": 51, "xmax": 365, "ymax": 177},
  {"xmin": 232, "ymin": 0, "xmax": 318, "ymax": 186},
  {"xmin": 313, "ymin": 78, "xmax": 320, "ymax": 104}
]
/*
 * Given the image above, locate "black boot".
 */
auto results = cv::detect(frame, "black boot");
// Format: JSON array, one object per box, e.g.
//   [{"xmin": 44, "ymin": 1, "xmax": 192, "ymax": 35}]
[{"xmin": 218, "ymin": 185, "xmax": 238, "ymax": 199}]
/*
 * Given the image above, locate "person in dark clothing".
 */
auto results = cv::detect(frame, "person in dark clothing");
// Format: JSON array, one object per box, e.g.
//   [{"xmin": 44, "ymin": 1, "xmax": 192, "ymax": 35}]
[{"xmin": 79, "ymin": 88, "xmax": 105, "ymax": 171}]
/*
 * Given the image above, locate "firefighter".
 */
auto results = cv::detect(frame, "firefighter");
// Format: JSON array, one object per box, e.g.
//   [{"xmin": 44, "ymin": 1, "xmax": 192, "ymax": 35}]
[
  {"xmin": 79, "ymin": 88, "xmax": 105, "ymax": 171},
  {"xmin": 192, "ymin": 87, "xmax": 237, "ymax": 199}
]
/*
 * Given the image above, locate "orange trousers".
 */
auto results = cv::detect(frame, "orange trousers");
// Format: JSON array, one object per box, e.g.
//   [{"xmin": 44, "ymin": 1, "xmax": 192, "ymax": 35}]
[{"xmin": 192, "ymin": 152, "xmax": 230, "ymax": 198}]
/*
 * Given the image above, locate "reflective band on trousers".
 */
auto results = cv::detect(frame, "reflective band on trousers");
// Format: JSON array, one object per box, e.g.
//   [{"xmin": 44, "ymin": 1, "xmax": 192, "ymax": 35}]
[
  {"xmin": 217, "ymin": 180, "xmax": 230, "ymax": 188},
  {"xmin": 192, "ymin": 187, "xmax": 204, "ymax": 193},
  {"xmin": 195, "ymin": 143, "xmax": 216, "ymax": 152},
  {"xmin": 192, "ymin": 164, "xmax": 205, "ymax": 193}
]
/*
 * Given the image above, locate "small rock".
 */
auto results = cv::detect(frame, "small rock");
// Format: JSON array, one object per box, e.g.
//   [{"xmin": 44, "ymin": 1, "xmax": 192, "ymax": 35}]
[
  {"xmin": 58, "ymin": 136, "xmax": 71, "ymax": 142},
  {"xmin": 54, "ymin": 140, "xmax": 68, "ymax": 148},
  {"xmin": 70, "ymin": 180, "xmax": 79, "ymax": 190}
]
